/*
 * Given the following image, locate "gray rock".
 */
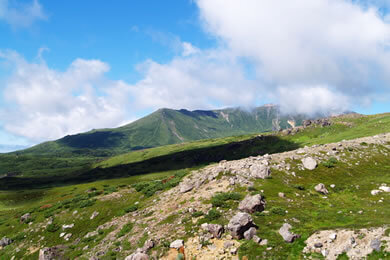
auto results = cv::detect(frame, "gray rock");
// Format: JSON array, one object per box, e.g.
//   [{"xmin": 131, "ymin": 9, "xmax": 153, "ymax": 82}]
[
  {"xmin": 370, "ymin": 238, "xmax": 381, "ymax": 252},
  {"xmin": 90, "ymin": 211, "xmax": 99, "ymax": 220},
  {"xmin": 314, "ymin": 183, "xmax": 329, "ymax": 194},
  {"xmin": 208, "ymin": 224, "xmax": 224, "ymax": 238},
  {"xmin": 259, "ymin": 239, "xmax": 268, "ymax": 246},
  {"xmin": 243, "ymin": 227, "xmax": 257, "ymax": 240},
  {"xmin": 141, "ymin": 239, "xmax": 155, "ymax": 252},
  {"xmin": 252, "ymin": 235, "xmax": 262, "ymax": 244},
  {"xmin": 224, "ymin": 241, "xmax": 234, "ymax": 248},
  {"xmin": 278, "ymin": 223, "xmax": 300, "ymax": 243},
  {"xmin": 227, "ymin": 212, "xmax": 256, "ymax": 239},
  {"xmin": 39, "ymin": 246, "xmax": 65, "ymax": 260},
  {"xmin": 179, "ymin": 182, "xmax": 193, "ymax": 193},
  {"xmin": 0, "ymin": 237, "xmax": 13, "ymax": 247},
  {"xmin": 249, "ymin": 163, "xmax": 271, "ymax": 179},
  {"xmin": 20, "ymin": 213, "xmax": 31, "ymax": 223},
  {"xmin": 314, "ymin": 242, "xmax": 323, "ymax": 248},
  {"xmin": 84, "ymin": 231, "xmax": 99, "ymax": 238},
  {"xmin": 62, "ymin": 224, "xmax": 74, "ymax": 230},
  {"xmin": 238, "ymin": 194, "xmax": 266, "ymax": 213},
  {"xmin": 170, "ymin": 239, "xmax": 184, "ymax": 249},
  {"xmin": 125, "ymin": 252, "xmax": 149, "ymax": 260},
  {"xmin": 301, "ymin": 157, "xmax": 317, "ymax": 170},
  {"xmin": 278, "ymin": 192, "xmax": 285, "ymax": 198}
]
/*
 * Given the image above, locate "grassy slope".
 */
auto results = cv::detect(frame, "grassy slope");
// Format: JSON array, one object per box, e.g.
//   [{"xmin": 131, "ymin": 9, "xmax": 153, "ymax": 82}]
[{"xmin": 0, "ymin": 113, "xmax": 389, "ymax": 259}]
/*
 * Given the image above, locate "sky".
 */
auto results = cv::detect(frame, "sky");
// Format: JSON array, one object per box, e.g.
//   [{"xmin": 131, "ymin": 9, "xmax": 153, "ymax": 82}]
[{"xmin": 1, "ymin": 0, "xmax": 390, "ymax": 152}]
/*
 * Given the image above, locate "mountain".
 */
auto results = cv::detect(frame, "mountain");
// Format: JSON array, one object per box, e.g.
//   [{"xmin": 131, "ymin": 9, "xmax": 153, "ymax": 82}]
[{"xmin": 18, "ymin": 105, "xmax": 308, "ymax": 157}]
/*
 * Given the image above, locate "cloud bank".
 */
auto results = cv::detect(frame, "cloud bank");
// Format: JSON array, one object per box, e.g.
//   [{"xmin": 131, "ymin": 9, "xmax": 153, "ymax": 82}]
[{"xmin": 0, "ymin": 0, "xmax": 46, "ymax": 28}]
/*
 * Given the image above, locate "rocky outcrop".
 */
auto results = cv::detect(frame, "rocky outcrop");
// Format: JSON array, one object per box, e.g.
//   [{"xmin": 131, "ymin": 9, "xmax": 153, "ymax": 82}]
[
  {"xmin": 314, "ymin": 183, "xmax": 329, "ymax": 195},
  {"xmin": 227, "ymin": 212, "xmax": 256, "ymax": 239},
  {"xmin": 38, "ymin": 246, "xmax": 65, "ymax": 260},
  {"xmin": 207, "ymin": 224, "xmax": 224, "ymax": 238},
  {"xmin": 20, "ymin": 213, "xmax": 31, "ymax": 223},
  {"xmin": 249, "ymin": 163, "xmax": 271, "ymax": 179},
  {"xmin": 279, "ymin": 223, "xmax": 300, "ymax": 243},
  {"xmin": 238, "ymin": 194, "xmax": 266, "ymax": 213}
]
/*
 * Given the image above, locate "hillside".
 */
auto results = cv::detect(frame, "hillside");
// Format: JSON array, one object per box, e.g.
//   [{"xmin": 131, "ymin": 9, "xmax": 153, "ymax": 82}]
[
  {"xmin": 0, "ymin": 113, "xmax": 389, "ymax": 259},
  {"xmin": 18, "ymin": 105, "xmax": 307, "ymax": 157}
]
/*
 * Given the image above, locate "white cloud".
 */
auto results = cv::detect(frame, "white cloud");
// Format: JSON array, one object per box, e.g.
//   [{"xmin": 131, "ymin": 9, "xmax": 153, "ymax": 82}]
[
  {"xmin": 196, "ymin": 0, "xmax": 390, "ymax": 112},
  {"xmin": 0, "ymin": 51, "xmax": 132, "ymax": 142},
  {"xmin": 0, "ymin": 0, "xmax": 47, "ymax": 28}
]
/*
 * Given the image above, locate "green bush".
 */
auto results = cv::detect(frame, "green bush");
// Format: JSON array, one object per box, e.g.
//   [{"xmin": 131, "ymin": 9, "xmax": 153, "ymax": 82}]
[
  {"xmin": 322, "ymin": 157, "xmax": 338, "ymax": 168},
  {"xmin": 117, "ymin": 223, "xmax": 134, "ymax": 237},
  {"xmin": 79, "ymin": 199, "xmax": 96, "ymax": 208},
  {"xmin": 204, "ymin": 209, "xmax": 222, "ymax": 222},
  {"xmin": 124, "ymin": 204, "xmax": 138, "ymax": 213},
  {"xmin": 211, "ymin": 192, "xmax": 242, "ymax": 208},
  {"xmin": 270, "ymin": 206, "xmax": 286, "ymax": 216},
  {"xmin": 192, "ymin": 211, "xmax": 204, "ymax": 218},
  {"xmin": 46, "ymin": 223, "xmax": 60, "ymax": 232}
]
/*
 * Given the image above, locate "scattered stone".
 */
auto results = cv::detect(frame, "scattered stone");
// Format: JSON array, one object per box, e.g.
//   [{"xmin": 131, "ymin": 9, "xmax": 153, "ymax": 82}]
[
  {"xmin": 124, "ymin": 252, "xmax": 149, "ymax": 260},
  {"xmin": 179, "ymin": 182, "xmax": 194, "ymax": 193},
  {"xmin": 20, "ymin": 213, "xmax": 31, "ymax": 223},
  {"xmin": 370, "ymin": 238, "xmax": 381, "ymax": 252},
  {"xmin": 62, "ymin": 224, "xmax": 74, "ymax": 230},
  {"xmin": 208, "ymin": 224, "xmax": 224, "ymax": 238},
  {"xmin": 170, "ymin": 239, "xmax": 184, "ymax": 249},
  {"xmin": 230, "ymin": 247, "xmax": 237, "ymax": 255},
  {"xmin": 238, "ymin": 194, "xmax": 266, "ymax": 213},
  {"xmin": 379, "ymin": 186, "xmax": 390, "ymax": 192},
  {"xmin": 314, "ymin": 242, "xmax": 323, "ymax": 248},
  {"xmin": 279, "ymin": 223, "xmax": 300, "ymax": 243},
  {"xmin": 64, "ymin": 233, "xmax": 72, "ymax": 241},
  {"xmin": 278, "ymin": 192, "xmax": 285, "ymax": 198},
  {"xmin": 38, "ymin": 246, "xmax": 65, "ymax": 260},
  {"xmin": 90, "ymin": 211, "xmax": 99, "ymax": 220},
  {"xmin": 329, "ymin": 233, "xmax": 337, "ymax": 241},
  {"xmin": 141, "ymin": 239, "xmax": 155, "ymax": 252},
  {"xmin": 249, "ymin": 163, "xmax": 271, "ymax": 179},
  {"xmin": 330, "ymin": 184, "xmax": 336, "ymax": 188},
  {"xmin": 84, "ymin": 231, "xmax": 98, "ymax": 238},
  {"xmin": 227, "ymin": 212, "xmax": 256, "ymax": 239},
  {"xmin": 301, "ymin": 157, "xmax": 317, "ymax": 170},
  {"xmin": 0, "ymin": 237, "xmax": 13, "ymax": 247},
  {"xmin": 59, "ymin": 233, "xmax": 65, "ymax": 238},
  {"xmin": 259, "ymin": 239, "xmax": 268, "ymax": 246},
  {"xmin": 252, "ymin": 235, "xmax": 262, "ymax": 244},
  {"xmin": 243, "ymin": 227, "xmax": 257, "ymax": 240},
  {"xmin": 315, "ymin": 183, "xmax": 329, "ymax": 195},
  {"xmin": 371, "ymin": 190, "xmax": 382, "ymax": 195},
  {"xmin": 224, "ymin": 241, "xmax": 234, "ymax": 248}
]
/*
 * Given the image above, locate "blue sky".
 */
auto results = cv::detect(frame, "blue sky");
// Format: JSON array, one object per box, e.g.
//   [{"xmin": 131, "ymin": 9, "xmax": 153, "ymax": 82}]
[{"xmin": 1, "ymin": 0, "xmax": 390, "ymax": 152}]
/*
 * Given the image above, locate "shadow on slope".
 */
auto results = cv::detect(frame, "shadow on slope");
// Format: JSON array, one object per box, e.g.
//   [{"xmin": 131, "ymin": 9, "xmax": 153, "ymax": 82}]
[{"xmin": 0, "ymin": 135, "xmax": 298, "ymax": 190}]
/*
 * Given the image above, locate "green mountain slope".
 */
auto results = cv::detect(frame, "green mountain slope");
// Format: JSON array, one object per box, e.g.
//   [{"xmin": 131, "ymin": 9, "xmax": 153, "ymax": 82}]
[{"xmin": 18, "ymin": 105, "xmax": 307, "ymax": 157}]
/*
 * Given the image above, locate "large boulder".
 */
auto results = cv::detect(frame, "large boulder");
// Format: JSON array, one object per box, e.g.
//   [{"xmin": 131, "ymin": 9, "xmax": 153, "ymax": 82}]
[
  {"xmin": 0, "ymin": 237, "xmax": 12, "ymax": 247},
  {"xmin": 170, "ymin": 239, "xmax": 184, "ymax": 249},
  {"xmin": 301, "ymin": 157, "xmax": 317, "ymax": 170},
  {"xmin": 179, "ymin": 182, "xmax": 193, "ymax": 193},
  {"xmin": 39, "ymin": 246, "xmax": 65, "ymax": 260},
  {"xmin": 125, "ymin": 253, "xmax": 149, "ymax": 260},
  {"xmin": 314, "ymin": 183, "xmax": 329, "ymax": 195},
  {"xmin": 249, "ymin": 164, "xmax": 271, "ymax": 179},
  {"xmin": 279, "ymin": 223, "xmax": 300, "ymax": 243},
  {"xmin": 243, "ymin": 227, "xmax": 257, "ymax": 240},
  {"xmin": 238, "ymin": 194, "xmax": 266, "ymax": 213},
  {"xmin": 227, "ymin": 212, "xmax": 256, "ymax": 239}
]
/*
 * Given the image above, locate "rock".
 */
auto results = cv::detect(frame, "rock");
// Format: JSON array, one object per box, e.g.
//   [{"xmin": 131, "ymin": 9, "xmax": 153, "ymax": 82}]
[
  {"xmin": 59, "ymin": 233, "xmax": 65, "ymax": 238},
  {"xmin": 62, "ymin": 224, "xmax": 74, "ymax": 230},
  {"xmin": 84, "ymin": 231, "xmax": 98, "ymax": 238},
  {"xmin": 224, "ymin": 241, "xmax": 234, "ymax": 248},
  {"xmin": 259, "ymin": 239, "xmax": 268, "ymax": 246},
  {"xmin": 141, "ymin": 239, "xmax": 155, "ymax": 252},
  {"xmin": 125, "ymin": 252, "xmax": 149, "ymax": 260},
  {"xmin": 278, "ymin": 192, "xmax": 285, "ymax": 198},
  {"xmin": 370, "ymin": 238, "xmax": 381, "ymax": 252},
  {"xmin": 90, "ymin": 211, "xmax": 99, "ymax": 220},
  {"xmin": 330, "ymin": 184, "xmax": 336, "ymax": 188},
  {"xmin": 0, "ymin": 237, "xmax": 13, "ymax": 247},
  {"xmin": 278, "ymin": 223, "xmax": 300, "ymax": 243},
  {"xmin": 249, "ymin": 163, "xmax": 271, "ymax": 179},
  {"xmin": 238, "ymin": 194, "xmax": 266, "ymax": 213},
  {"xmin": 314, "ymin": 242, "xmax": 323, "ymax": 248},
  {"xmin": 301, "ymin": 157, "xmax": 317, "ymax": 170},
  {"xmin": 227, "ymin": 212, "xmax": 256, "ymax": 239},
  {"xmin": 314, "ymin": 183, "xmax": 329, "ymax": 195},
  {"xmin": 201, "ymin": 223, "xmax": 209, "ymax": 231},
  {"xmin": 39, "ymin": 246, "xmax": 64, "ymax": 260},
  {"xmin": 243, "ymin": 227, "xmax": 257, "ymax": 240},
  {"xmin": 208, "ymin": 224, "xmax": 224, "ymax": 238},
  {"xmin": 170, "ymin": 239, "xmax": 184, "ymax": 249},
  {"xmin": 64, "ymin": 233, "xmax": 72, "ymax": 241},
  {"xmin": 371, "ymin": 190, "xmax": 382, "ymax": 195},
  {"xmin": 329, "ymin": 233, "xmax": 337, "ymax": 241},
  {"xmin": 252, "ymin": 235, "xmax": 262, "ymax": 244},
  {"xmin": 179, "ymin": 182, "xmax": 193, "ymax": 193},
  {"xmin": 20, "ymin": 213, "xmax": 31, "ymax": 223},
  {"xmin": 379, "ymin": 186, "xmax": 390, "ymax": 192},
  {"xmin": 321, "ymin": 249, "xmax": 329, "ymax": 257},
  {"xmin": 230, "ymin": 247, "xmax": 238, "ymax": 255}
]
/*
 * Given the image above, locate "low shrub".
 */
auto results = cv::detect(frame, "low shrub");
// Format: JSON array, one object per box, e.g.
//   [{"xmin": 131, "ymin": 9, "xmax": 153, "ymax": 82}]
[
  {"xmin": 322, "ymin": 157, "xmax": 338, "ymax": 168},
  {"xmin": 211, "ymin": 192, "xmax": 242, "ymax": 208},
  {"xmin": 117, "ymin": 223, "xmax": 134, "ymax": 237},
  {"xmin": 46, "ymin": 223, "xmax": 60, "ymax": 232},
  {"xmin": 270, "ymin": 206, "xmax": 286, "ymax": 216}
]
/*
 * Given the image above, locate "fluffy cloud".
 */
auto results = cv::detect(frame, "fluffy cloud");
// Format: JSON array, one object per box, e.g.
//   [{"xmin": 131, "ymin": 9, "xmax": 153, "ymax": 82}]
[
  {"xmin": 0, "ymin": 51, "xmax": 132, "ymax": 141},
  {"xmin": 196, "ymin": 0, "xmax": 390, "ymax": 112},
  {"xmin": 0, "ymin": 0, "xmax": 46, "ymax": 28}
]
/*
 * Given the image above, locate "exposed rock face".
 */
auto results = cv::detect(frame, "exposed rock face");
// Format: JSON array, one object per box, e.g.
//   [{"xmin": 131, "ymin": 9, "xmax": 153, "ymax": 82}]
[
  {"xmin": 302, "ymin": 157, "xmax": 317, "ymax": 170},
  {"xmin": 314, "ymin": 183, "xmax": 329, "ymax": 195},
  {"xmin": 179, "ymin": 183, "xmax": 194, "ymax": 193},
  {"xmin": 125, "ymin": 253, "xmax": 149, "ymax": 260},
  {"xmin": 303, "ymin": 118, "xmax": 331, "ymax": 128},
  {"xmin": 20, "ymin": 213, "xmax": 31, "ymax": 223},
  {"xmin": 207, "ymin": 224, "xmax": 224, "ymax": 238},
  {"xmin": 279, "ymin": 223, "xmax": 300, "ymax": 243},
  {"xmin": 238, "ymin": 194, "xmax": 266, "ymax": 213},
  {"xmin": 227, "ymin": 212, "xmax": 256, "ymax": 239},
  {"xmin": 170, "ymin": 239, "xmax": 184, "ymax": 249},
  {"xmin": 0, "ymin": 237, "xmax": 12, "ymax": 247}
]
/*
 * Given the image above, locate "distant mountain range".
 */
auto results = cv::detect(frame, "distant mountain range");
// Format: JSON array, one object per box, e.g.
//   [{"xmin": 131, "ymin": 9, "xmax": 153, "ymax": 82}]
[{"xmin": 16, "ymin": 105, "xmax": 311, "ymax": 157}]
